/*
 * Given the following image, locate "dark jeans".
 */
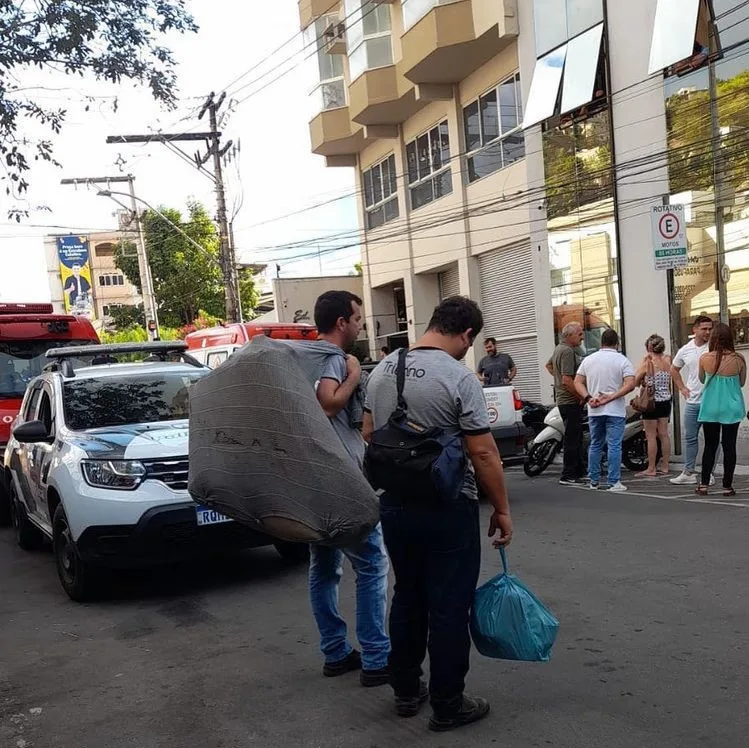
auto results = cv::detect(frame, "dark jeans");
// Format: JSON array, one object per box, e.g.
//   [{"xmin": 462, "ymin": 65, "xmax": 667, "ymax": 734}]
[
  {"xmin": 379, "ymin": 494, "xmax": 481, "ymax": 718},
  {"xmin": 559, "ymin": 403, "xmax": 585, "ymax": 480},
  {"xmin": 701, "ymin": 422, "xmax": 740, "ymax": 488}
]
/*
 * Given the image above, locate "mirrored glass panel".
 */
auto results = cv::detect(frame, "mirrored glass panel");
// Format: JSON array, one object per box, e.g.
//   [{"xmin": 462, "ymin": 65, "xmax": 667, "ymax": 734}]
[
  {"xmin": 648, "ymin": 0, "xmax": 701, "ymax": 74},
  {"xmin": 523, "ymin": 45, "xmax": 568, "ymax": 129},
  {"xmin": 566, "ymin": 0, "xmax": 603, "ymax": 38},
  {"xmin": 534, "ymin": 0, "xmax": 568, "ymax": 56},
  {"xmin": 561, "ymin": 23, "xmax": 603, "ymax": 114}
]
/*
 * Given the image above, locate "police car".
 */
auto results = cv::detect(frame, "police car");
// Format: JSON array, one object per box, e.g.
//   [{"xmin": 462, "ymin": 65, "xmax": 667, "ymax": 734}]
[{"xmin": 3, "ymin": 342, "xmax": 306, "ymax": 601}]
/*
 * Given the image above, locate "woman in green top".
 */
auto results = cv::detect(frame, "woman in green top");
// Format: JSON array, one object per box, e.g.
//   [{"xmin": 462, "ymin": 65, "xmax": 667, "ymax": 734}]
[{"xmin": 697, "ymin": 323, "xmax": 747, "ymax": 497}]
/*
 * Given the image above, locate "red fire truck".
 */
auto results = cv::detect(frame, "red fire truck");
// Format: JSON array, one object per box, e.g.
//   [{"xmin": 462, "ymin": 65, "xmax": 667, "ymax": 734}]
[{"xmin": 0, "ymin": 303, "xmax": 99, "ymax": 522}]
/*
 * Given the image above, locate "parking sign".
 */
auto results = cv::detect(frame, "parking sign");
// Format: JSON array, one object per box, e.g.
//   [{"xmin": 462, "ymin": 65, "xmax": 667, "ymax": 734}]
[{"xmin": 652, "ymin": 204, "xmax": 688, "ymax": 270}]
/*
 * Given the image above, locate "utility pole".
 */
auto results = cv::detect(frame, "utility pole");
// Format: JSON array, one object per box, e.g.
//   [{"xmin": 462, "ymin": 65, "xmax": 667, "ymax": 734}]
[
  {"xmin": 61, "ymin": 175, "xmax": 160, "ymax": 340},
  {"xmin": 107, "ymin": 96, "xmax": 242, "ymax": 323},
  {"xmin": 200, "ymin": 92, "xmax": 239, "ymax": 322}
]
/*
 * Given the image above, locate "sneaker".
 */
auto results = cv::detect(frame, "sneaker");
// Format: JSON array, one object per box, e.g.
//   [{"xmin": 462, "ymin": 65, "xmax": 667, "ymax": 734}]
[
  {"xmin": 360, "ymin": 666, "xmax": 389, "ymax": 688},
  {"xmin": 670, "ymin": 471, "xmax": 697, "ymax": 485},
  {"xmin": 323, "ymin": 649, "xmax": 361, "ymax": 678},
  {"xmin": 588, "ymin": 481, "xmax": 600, "ymax": 490},
  {"xmin": 428, "ymin": 695, "xmax": 491, "ymax": 733},
  {"xmin": 559, "ymin": 477, "xmax": 586, "ymax": 486},
  {"xmin": 709, "ymin": 474, "xmax": 715, "ymax": 486},
  {"xmin": 395, "ymin": 681, "xmax": 428, "ymax": 717},
  {"xmin": 608, "ymin": 482, "xmax": 628, "ymax": 493}
]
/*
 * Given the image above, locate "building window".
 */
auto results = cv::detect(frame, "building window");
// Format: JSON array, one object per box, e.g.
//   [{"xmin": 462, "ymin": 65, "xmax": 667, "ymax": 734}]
[
  {"xmin": 363, "ymin": 154, "xmax": 399, "ymax": 230},
  {"xmin": 117, "ymin": 275, "xmax": 124, "ymax": 285},
  {"xmin": 98, "ymin": 275, "xmax": 105, "ymax": 286},
  {"xmin": 464, "ymin": 74, "xmax": 525, "ymax": 183},
  {"xmin": 533, "ymin": 0, "xmax": 603, "ymax": 57},
  {"xmin": 103, "ymin": 305, "xmax": 111, "ymax": 316},
  {"xmin": 303, "ymin": 15, "xmax": 346, "ymax": 114},
  {"xmin": 402, "ymin": 0, "xmax": 462, "ymax": 32},
  {"xmin": 406, "ymin": 121, "xmax": 452, "ymax": 210},
  {"xmin": 345, "ymin": 0, "xmax": 393, "ymax": 81}
]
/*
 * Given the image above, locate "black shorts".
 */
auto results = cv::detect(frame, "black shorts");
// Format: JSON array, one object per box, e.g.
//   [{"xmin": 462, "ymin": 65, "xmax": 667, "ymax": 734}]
[{"xmin": 643, "ymin": 400, "xmax": 672, "ymax": 420}]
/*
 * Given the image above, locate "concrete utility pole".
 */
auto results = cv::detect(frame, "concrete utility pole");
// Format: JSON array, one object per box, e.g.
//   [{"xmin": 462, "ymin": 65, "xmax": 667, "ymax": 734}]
[
  {"xmin": 61, "ymin": 175, "xmax": 160, "ymax": 340},
  {"xmin": 200, "ymin": 92, "xmax": 240, "ymax": 323},
  {"xmin": 107, "ymin": 98, "xmax": 243, "ymax": 323}
]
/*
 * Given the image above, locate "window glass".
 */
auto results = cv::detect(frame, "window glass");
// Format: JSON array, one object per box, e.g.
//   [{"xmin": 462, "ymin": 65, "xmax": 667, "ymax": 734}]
[
  {"xmin": 533, "ymin": 0, "xmax": 568, "ymax": 56},
  {"xmin": 480, "ymin": 89, "xmax": 499, "ymax": 143},
  {"xmin": 406, "ymin": 141, "xmax": 419, "ymax": 184},
  {"xmin": 384, "ymin": 197, "xmax": 399, "ymax": 223},
  {"xmin": 499, "ymin": 75, "xmax": 519, "ymax": 133},
  {"xmin": 63, "ymin": 371, "xmax": 207, "ymax": 431},
  {"xmin": 464, "ymin": 100, "xmax": 481, "ymax": 152},
  {"xmin": 364, "ymin": 156, "xmax": 400, "ymax": 229},
  {"xmin": 207, "ymin": 352, "xmax": 228, "ymax": 369},
  {"xmin": 24, "ymin": 386, "xmax": 42, "ymax": 422},
  {"xmin": 345, "ymin": 0, "xmax": 365, "ymax": 51},
  {"xmin": 320, "ymin": 79, "xmax": 346, "ymax": 110},
  {"xmin": 387, "ymin": 155, "xmax": 398, "ymax": 194},
  {"xmin": 468, "ymin": 142, "xmax": 504, "ymax": 182},
  {"xmin": 502, "ymin": 133, "xmax": 526, "ymax": 168},
  {"xmin": 366, "ymin": 34, "xmax": 393, "ymax": 69},
  {"xmin": 372, "ymin": 163, "xmax": 383, "ymax": 204},
  {"xmin": 363, "ymin": 169, "xmax": 374, "ymax": 208},
  {"xmin": 381, "ymin": 156, "xmax": 392, "ymax": 198},
  {"xmin": 434, "ymin": 170, "xmax": 453, "ymax": 201},
  {"xmin": 38, "ymin": 392, "xmax": 53, "ymax": 434},
  {"xmin": 566, "ymin": 0, "xmax": 604, "ymax": 38},
  {"xmin": 363, "ymin": 1, "xmax": 391, "ymax": 35},
  {"xmin": 416, "ymin": 133, "xmax": 430, "ymax": 180},
  {"xmin": 523, "ymin": 45, "xmax": 567, "ymax": 128},
  {"xmin": 438, "ymin": 121, "xmax": 451, "ymax": 166},
  {"xmin": 429, "ymin": 126, "xmax": 442, "ymax": 171},
  {"xmin": 648, "ymin": 0, "xmax": 701, "ymax": 74},
  {"xmin": 349, "ymin": 44, "xmax": 366, "ymax": 80},
  {"xmin": 411, "ymin": 181, "xmax": 434, "ymax": 210},
  {"xmin": 560, "ymin": 22, "xmax": 603, "ymax": 114},
  {"xmin": 367, "ymin": 205, "xmax": 385, "ymax": 229}
]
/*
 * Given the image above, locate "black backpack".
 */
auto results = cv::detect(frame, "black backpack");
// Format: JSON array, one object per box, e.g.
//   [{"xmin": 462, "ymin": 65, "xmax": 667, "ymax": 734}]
[{"xmin": 364, "ymin": 348, "xmax": 466, "ymax": 502}]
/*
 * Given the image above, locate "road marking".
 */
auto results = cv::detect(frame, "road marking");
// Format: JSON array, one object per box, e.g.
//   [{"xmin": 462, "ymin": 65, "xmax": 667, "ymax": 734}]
[{"xmin": 555, "ymin": 483, "xmax": 749, "ymax": 507}]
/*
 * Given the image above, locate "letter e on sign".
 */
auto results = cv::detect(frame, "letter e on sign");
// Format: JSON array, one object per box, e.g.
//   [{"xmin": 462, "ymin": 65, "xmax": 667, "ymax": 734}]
[{"xmin": 652, "ymin": 204, "xmax": 688, "ymax": 271}]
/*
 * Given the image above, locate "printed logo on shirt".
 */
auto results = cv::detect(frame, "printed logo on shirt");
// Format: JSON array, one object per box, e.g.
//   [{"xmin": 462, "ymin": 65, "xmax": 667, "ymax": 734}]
[{"xmin": 383, "ymin": 361, "xmax": 426, "ymax": 379}]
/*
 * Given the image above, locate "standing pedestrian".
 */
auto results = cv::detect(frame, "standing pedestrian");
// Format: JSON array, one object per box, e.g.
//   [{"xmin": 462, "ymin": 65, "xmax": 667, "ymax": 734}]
[
  {"xmin": 696, "ymin": 323, "xmax": 747, "ymax": 497},
  {"xmin": 670, "ymin": 315, "xmax": 714, "ymax": 485},
  {"xmin": 546, "ymin": 322, "xmax": 587, "ymax": 486},
  {"xmin": 634, "ymin": 334, "xmax": 672, "ymax": 477},
  {"xmin": 477, "ymin": 337, "xmax": 517, "ymax": 386},
  {"xmin": 364, "ymin": 296, "xmax": 513, "ymax": 732},
  {"xmin": 310, "ymin": 290, "xmax": 391, "ymax": 687},
  {"xmin": 379, "ymin": 346, "xmax": 389, "ymax": 360},
  {"xmin": 574, "ymin": 329, "xmax": 636, "ymax": 492}
]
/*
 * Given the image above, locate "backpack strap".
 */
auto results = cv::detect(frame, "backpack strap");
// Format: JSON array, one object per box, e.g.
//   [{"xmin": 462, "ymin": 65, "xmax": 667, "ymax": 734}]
[{"xmin": 395, "ymin": 347, "xmax": 408, "ymax": 416}]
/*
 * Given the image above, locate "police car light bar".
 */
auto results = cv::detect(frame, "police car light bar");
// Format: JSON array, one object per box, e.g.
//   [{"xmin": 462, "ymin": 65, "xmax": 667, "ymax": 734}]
[{"xmin": 45, "ymin": 341, "xmax": 189, "ymax": 360}]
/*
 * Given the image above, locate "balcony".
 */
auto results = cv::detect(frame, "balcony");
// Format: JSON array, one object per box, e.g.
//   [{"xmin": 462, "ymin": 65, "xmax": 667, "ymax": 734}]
[
  {"xmin": 298, "ymin": 0, "xmax": 342, "ymax": 29},
  {"xmin": 348, "ymin": 63, "xmax": 426, "ymax": 126},
  {"xmin": 309, "ymin": 106, "xmax": 370, "ymax": 162},
  {"xmin": 400, "ymin": 0, "xmax": 518, "ymax": 85}
]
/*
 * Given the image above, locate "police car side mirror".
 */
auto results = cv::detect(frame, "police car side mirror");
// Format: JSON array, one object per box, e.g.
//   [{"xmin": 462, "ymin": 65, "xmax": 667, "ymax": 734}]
[{"xmin": 13, "ymin": 420, "xmax": 54, "ymax": 444}]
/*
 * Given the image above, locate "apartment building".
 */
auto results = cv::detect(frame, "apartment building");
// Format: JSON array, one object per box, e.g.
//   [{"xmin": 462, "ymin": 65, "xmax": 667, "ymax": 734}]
[{"xmin": 299, "ymin": 0, "xmax": 749, "ymax": 411}]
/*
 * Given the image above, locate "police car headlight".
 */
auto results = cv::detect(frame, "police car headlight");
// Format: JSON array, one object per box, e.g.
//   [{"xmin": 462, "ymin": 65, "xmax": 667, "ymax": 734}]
[{"xmin": 81, "ymin": 460, "xmax": 147, "ymax": 490}]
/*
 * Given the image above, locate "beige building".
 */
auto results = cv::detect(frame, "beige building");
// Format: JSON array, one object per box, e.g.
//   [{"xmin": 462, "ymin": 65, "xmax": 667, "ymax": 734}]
[
  {"xmin": 299, "ymin": 0, "xmax": 544, "ymax": 400},
  {"xmin": 45, "ymin": 226, "xmax": 142, "ymax": 329}
]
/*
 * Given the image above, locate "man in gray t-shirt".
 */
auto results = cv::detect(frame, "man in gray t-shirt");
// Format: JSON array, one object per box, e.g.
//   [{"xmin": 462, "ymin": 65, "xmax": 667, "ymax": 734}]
[
  {"xmin": 477, "ymin": 337, "xmax": 516, "ymax": 387},
  {"xmin": 363, "ymin": 296, "xmax": 512, "ymax": 732}
]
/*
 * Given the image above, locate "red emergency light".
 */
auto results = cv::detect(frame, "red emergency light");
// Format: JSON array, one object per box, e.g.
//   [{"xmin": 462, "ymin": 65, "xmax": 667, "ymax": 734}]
[{"xmin": 0, "ymin": 303, "xmax": 55, "ymax": 315}]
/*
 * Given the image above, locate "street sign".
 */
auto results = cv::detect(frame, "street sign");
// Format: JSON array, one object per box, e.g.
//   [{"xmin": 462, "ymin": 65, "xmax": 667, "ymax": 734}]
[{"xmin": 652, "ymin": 204, "xmax": 688, "ymax": 270}]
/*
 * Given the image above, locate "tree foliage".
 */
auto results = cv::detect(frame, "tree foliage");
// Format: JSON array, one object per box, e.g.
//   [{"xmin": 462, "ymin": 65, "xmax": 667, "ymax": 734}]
[
  {"xmin": 0, "ymin": 0, "xmax": 196, "ymax": 218},
  {"xmin": 114, "ymin": 201, "xmax": 258, "ymax": 328}
]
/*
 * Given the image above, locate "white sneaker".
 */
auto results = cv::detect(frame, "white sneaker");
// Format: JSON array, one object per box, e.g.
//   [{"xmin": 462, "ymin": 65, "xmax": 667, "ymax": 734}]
[
  {"xmin": 608, "ymin": 482, "xmax": 628, "ymax": 493},
  {"xmin": 670, "ymin": 471, "xmax": 697, "ymax": 485},
  {"xmin": 709, "ymin": 475, "xmax": 715, "ymax": 486}
]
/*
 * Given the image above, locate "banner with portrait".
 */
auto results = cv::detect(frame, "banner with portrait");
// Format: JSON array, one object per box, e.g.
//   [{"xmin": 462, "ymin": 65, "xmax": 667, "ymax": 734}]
[{"xmin": 57, "ymin": 236, "xmax": 95, "ymax": 320}]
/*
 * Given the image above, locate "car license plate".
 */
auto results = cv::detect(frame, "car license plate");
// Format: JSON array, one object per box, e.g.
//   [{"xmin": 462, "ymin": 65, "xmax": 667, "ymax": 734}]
[{"xmin": 195, "ymin": 505, "xmax": 233, "ymax": 527}]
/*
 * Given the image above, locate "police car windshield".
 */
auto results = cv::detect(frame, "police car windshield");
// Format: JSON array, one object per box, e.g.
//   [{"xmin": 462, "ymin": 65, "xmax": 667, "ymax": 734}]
[
  {"xmin": 0, "ymin": 340, "xmax": 94, "ymax": 399},
  {"xmin": 63, "ymin": 370, "xmax": 206, "ymax": 430}
]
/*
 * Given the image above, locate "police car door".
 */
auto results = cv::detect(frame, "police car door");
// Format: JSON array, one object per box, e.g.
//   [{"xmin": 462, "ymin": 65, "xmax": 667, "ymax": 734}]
[
  {"xmin": 13, "ymin": 382, "xmax": 42, "ymax": 513},
  {"xmin": 26, "ymin": 385, "xmax": 56, "ymax": 532}
]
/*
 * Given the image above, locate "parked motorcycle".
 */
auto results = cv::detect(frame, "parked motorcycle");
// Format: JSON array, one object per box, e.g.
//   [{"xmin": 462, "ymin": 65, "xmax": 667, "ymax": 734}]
[{"xmin": 523, "ymin": 405, "xmax": 651, "ymax": 477}]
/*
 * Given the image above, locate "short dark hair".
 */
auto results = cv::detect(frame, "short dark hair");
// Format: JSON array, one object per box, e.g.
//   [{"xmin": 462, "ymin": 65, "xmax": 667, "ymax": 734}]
[
  {"xmin": 484, "ymin": 337, "xmax": 497, "ymax": 345},
  {"xmin": 380, "ymin": 346, "xmax": 389, "ymax": 354},
  {"xmin": 601, "ymin": 328, "xmax": 619, "ymax": 348},
  {"xmin": 693, "ymin": 314, "xmax": 713, "ymax": 327},
  {"xmin": 427, "ymin": 296, "xmax": 483, "ymax": 340},
  {"xmin": 314, "ymin": 290, "xmax": 363, "ymax": 334}
]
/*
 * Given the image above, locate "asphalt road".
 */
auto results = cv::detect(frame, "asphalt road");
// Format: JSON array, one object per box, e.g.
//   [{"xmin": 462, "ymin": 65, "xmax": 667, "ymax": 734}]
[{"xmin": 1, "ymin": 468, "xmax": 748, "ymax": 748}]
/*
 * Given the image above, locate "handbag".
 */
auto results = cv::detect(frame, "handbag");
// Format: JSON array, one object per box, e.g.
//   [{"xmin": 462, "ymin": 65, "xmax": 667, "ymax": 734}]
[
  {"xmin": 364, "ymin": 348, "xmax": 466, "ymax": 502},
  {"xmin": 631, "ymin": 357, "xmax": 656, "ymax": 414}
]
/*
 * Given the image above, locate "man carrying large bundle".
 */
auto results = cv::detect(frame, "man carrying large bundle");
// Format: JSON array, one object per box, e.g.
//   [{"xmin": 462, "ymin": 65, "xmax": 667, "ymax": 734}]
[{"xmin": 309, "ymin": 291, "xmax": 390, "ymax": 687}]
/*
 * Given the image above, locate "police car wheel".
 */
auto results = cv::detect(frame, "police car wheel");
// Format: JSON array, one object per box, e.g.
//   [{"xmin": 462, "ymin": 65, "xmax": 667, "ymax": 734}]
[
  {"xmin": 10, "ymin": 485, "xmax": 43, "ymax": 551},
  {"xmin": 53, "ymin": 505, "xmax": 100, "ymax": 602}
]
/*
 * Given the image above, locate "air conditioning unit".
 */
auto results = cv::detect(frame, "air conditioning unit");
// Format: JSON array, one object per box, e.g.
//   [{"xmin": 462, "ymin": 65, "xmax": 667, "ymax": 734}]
[{"xmin": 324, "ymin": 21, "xmax": 347, "ymax": 55}]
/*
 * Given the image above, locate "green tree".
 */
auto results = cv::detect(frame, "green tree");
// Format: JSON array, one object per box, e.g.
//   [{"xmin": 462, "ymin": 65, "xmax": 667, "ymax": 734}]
[
  {"xmin": 0, "ymin": 1, "xmax": 196, "ymax": 219},
  {"xmin": 107, "ymin": 303, "xmax": 146, "ymax": 330},
  {"xmin": 114, "ymin": 201, "xmax": 258, "ymax": 328}
]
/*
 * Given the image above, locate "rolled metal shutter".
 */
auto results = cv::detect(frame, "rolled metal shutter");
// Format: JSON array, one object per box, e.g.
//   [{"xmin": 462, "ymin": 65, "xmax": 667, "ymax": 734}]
[
  {"xmin": 438, "ymin": 266, "xmax": 460, "ymax": 299},
  {"xmin": 478, "ymin": 245, "xmax": 541, "ymax": 402}
]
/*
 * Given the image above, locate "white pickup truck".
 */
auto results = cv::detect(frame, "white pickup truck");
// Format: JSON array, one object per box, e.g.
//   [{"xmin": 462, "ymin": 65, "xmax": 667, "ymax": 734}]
[{"xmin": 483, "ymin": 385, "xmax": 530, "ymax": 463}]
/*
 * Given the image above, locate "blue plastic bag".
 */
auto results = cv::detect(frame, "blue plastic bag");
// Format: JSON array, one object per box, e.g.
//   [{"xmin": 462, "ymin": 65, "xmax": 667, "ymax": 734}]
[{"xmin": 470, "ymin": 548, "xmax": 559, "ymax": 662}]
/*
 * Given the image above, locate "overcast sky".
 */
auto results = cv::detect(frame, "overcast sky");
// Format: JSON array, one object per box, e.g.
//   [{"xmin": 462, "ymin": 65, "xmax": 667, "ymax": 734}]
[{"xmin": 0, "ymin": 0, "xmax": 360, "ymax": 302}]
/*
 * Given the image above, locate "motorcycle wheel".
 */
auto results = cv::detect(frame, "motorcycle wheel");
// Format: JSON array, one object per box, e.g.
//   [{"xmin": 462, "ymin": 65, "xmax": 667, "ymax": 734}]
[
  {"xmin": 622, "ymin": 432, "xmax": 662, "ymax": 472},
  {"xmin": 524, "ymin": 440, "xmax": 560, "ymax": 477}
]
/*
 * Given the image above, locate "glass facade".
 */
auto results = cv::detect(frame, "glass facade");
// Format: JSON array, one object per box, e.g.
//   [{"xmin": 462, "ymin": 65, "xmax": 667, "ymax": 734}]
[
  {"xmin": 363, "ymin": 154, "xmax": 399, "ymax": 230},
  {"xmin": 345, "ymin": 0, "xmax": 393, "ymax": 81},
  {"xmin": 533, "ymin": 0, "xmax": 603, "ymax": 56},
  {"xmin": 544, "ymin": 109, "xmax": 619, "ymax": 352},
  {"xmin": 406, "ymin": 121, "xmax": 453, "ymax": 210},
  {"xmin": 303, "ymin": 16, "xmax": 346, "ymax": 117},
  {"xmin": 664, "ymin": 1, "xmax": 749, "ymax": 345}
]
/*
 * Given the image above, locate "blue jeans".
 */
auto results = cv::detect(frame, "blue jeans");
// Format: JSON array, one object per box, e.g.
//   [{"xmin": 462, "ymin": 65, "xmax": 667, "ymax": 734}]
[
  {"xmin": 683, "ymin": 402, "xmax": 702, "ymax": 472},
  {"xmin": 589, "ymin": 416, "xmax": 626, "ymax": 485},
  {"xmin": 308, "ymin": 524, "xmax": 390, "ymax": 671},
  {"xmin": 379, "ymin": 494, "xmax": 481, "ymax": 718}
]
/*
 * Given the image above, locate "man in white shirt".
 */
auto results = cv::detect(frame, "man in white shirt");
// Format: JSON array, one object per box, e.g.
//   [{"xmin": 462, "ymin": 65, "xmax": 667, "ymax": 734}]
[
  {"xmin": 670, "ymin": 315, "xmax": 713, "ymax": 485},
  {"xmin": 574, "ymin": 329, "xmax": 636, "ymax": 492}
]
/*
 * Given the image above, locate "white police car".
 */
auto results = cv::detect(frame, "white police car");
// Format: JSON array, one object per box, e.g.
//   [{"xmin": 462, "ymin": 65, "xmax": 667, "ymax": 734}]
[{"xmin": 3, "ymin": 342, "xmax": 306, "ymax": 601}]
